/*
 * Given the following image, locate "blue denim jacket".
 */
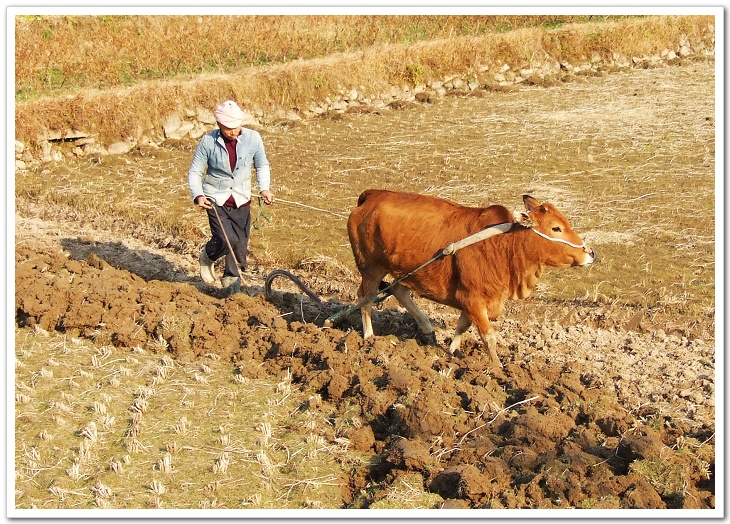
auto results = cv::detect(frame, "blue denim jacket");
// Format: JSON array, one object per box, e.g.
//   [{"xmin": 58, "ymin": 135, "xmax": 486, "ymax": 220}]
[{"xmin": 187, "ymin": 128, "xmax": 271, "ymax": 206}]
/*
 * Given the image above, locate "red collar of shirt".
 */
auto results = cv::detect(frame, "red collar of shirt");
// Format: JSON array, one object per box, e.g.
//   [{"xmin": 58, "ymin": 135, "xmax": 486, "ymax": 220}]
[{"xmin": 222, "ymin": 135, "xmax": 237, "ymax": 172}]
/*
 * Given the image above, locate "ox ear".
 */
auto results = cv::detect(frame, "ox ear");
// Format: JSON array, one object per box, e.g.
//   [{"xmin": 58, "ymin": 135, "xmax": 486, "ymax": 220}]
[{"xmin": 522, "ymin": 195, "xmax": 540, "ymax": 212}]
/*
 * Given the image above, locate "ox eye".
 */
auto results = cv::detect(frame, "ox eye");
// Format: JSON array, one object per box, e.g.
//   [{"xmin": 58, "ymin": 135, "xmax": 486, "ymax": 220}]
[{"xmin": 552, "ymin": 226, "xmax": 562, "ymax": 233}]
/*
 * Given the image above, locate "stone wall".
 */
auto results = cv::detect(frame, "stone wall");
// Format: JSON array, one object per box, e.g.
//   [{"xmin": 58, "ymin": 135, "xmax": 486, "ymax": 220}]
[{"xmin": 14, "ymin": 33, "xmax": 714, "ymax": 170}]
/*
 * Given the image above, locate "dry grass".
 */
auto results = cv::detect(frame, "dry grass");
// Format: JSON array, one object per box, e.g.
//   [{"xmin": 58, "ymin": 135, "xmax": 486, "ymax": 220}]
[
  {"xmin": 13, "ymin": 327, "xmax": 348, "ymax": 509},
  {"xmin": 368, "ymin": 473, "xmax": 444, "ymax": 509},
  {"xmin": 14, "ymin": 15, "xmax": 714, "ymax": 147},
  {"xmin": 15, "ymin": 15, "xmax": 633, "ymax": 100}
]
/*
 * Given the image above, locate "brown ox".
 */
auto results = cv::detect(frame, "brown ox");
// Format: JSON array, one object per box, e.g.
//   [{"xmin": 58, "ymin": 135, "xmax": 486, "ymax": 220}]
[{"xmin": 346, "ymin": 189, "xmax": 595, "ymax": 367}]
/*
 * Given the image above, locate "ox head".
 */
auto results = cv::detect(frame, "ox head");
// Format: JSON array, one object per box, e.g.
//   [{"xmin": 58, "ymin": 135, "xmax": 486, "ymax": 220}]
[{"xmin": 521, "ymin": 195, "xmax": 595, "ymax": 267}]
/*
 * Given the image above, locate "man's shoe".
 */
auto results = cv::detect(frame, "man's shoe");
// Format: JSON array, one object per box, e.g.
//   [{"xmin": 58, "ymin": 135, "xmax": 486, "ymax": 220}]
[
  {"xmin": 199, "ymin": 248, "xmax": 217, "ymax": 285},
  {"xmin": 221, "ymin": 276, "xmax": 241, "ymax": 295}
]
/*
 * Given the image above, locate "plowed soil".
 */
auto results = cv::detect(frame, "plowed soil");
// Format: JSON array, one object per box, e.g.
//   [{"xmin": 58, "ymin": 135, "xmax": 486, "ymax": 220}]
[{"xmin": 15, "ymin": 59, "xmax": 716, "ymax": 510}]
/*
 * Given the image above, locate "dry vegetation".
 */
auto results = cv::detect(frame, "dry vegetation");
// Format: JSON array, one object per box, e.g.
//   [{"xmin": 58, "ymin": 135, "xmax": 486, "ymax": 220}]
[
  {"xmin": 14, "ymin": 14, "xmax": 714, "ymax": 147},
  {"xmin": 14, "ymin": 14, "xmax": 635, "ymax": 99},
  {"xmin": 15, "ymin": 327, "xmax": 349, "ymax": 509},
  {"xmin": 13, "ymin": 13, "xmax": 718, "ymax": 513}
]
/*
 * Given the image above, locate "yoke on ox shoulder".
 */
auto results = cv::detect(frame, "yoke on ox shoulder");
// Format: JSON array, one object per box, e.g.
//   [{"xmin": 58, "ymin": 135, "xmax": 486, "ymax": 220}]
[
  {"xmin": 440, "ymin": 222, "xmax": 514, "ymax": 256},
  {"xmin": 324, "ymin": 221, "xmax": 515, "ymax": 327}
]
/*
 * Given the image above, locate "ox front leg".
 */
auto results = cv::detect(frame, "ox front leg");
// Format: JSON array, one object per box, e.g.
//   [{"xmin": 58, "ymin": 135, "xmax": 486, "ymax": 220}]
[{"xmin": 480, "ymin": 330, "xmax": 502, "ymax": 369}]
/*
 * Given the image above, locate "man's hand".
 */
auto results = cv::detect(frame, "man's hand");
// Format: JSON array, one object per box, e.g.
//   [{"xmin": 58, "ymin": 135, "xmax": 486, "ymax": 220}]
[
  {"xmin": 195, "ymin": 195, "xmax": 213, "ymax": 210},
  {"xmin": 260, "ymin": 190, "xmax": 274, "ymax": 205}
]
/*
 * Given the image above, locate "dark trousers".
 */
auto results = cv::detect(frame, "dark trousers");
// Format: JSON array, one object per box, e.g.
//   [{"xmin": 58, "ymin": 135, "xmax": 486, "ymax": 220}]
[{"xmin": 205, "ymin": 203, "xmax": 251, "ymax": 278}]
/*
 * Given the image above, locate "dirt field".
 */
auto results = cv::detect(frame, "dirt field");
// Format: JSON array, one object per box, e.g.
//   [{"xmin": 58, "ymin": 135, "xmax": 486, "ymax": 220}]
[{"xmin": 14, "ymin": 59, "xmax": 717, "ymax": 511}]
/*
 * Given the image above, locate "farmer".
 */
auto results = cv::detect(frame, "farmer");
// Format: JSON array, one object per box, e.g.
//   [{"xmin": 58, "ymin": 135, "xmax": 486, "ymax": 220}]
[{"xmin": 187, "ymin": 99, "xmax": 274, "ymax": 292}]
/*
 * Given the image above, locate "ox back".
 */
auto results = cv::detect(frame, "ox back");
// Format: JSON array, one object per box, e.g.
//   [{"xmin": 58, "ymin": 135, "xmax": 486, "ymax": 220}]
[{"xmin": 346, "ymin": 189, "xmax": 595, "ymax": 367}]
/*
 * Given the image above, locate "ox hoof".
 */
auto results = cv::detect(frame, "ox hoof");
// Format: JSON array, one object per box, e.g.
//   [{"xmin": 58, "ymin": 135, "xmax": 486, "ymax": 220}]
[
  {"xmin": 450, "ymin": 349, "xmax": 466, "ymax": 359},
  {"xmin": 416, "ymin": 331, "xmax": 438, "ymax": 346}
]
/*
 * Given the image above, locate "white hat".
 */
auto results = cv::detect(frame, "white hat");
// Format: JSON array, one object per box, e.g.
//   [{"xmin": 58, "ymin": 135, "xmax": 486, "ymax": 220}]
[{"xmin": 214, "ymin": 100, "xmax": 244, "ymax": 128}]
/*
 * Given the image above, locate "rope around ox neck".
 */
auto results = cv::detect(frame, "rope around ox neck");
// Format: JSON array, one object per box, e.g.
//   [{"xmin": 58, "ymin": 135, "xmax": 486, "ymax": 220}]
[
  {"xmin": 323, "ymin": 221, "xmax": 514, "ymax": 327},
  {"xmin": 529, "ymin": 227, "xmax": 586, "ymax": 249}
]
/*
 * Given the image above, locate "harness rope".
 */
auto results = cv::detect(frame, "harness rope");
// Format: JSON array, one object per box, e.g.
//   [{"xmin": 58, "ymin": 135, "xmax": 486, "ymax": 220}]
[
  {"xmin": 275, "ymin": 197, "xmax": 349, "ymax": 219},
  {"xmin": 529, "ymin": 228, "xmax": 586, "ymax": 249},
  {"xmin": 323, "ymin": 222, "xmax": 514, "ymax": 327},
  {"xmin": 322, "ymin": 222, "xmax": 587, "ymax": 326},
  {"xmin": 209, "ymin": 195, "xmax": 586, "ymax": 314}
]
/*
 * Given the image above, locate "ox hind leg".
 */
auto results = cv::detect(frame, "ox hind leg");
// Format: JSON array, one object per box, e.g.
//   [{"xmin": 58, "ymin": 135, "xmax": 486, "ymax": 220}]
[
  {"xmin": 356, "ymin": 269, "xmax": 388, "ymax": 339},
  {"xmin": 390, "ymin": 282, "xmax": 435, "ymax": 342}
]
